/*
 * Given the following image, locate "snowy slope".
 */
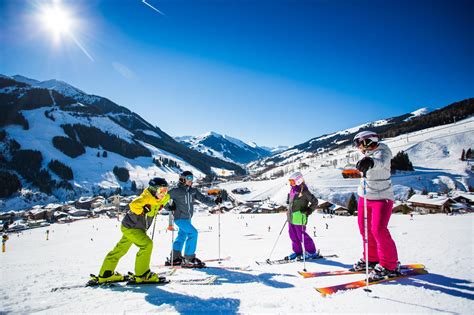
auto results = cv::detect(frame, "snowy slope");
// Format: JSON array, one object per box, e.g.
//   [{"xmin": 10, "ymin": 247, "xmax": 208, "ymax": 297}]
[
  {"xmin": 222, "ymin": 117, "xmax": 474, "ymax": 206},
  {"xmin": 0, "ymin": 212, "xmax": 472, "ymax": 313},
  {"xmin": 0, "ymin": 75, "xmax": 244, "ymax": 210}
]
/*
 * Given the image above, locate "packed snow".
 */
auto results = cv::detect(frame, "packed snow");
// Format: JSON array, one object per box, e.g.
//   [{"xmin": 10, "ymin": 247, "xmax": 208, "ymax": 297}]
[{"xmin": 0, "ymin": 212, "xmax": 472, "ymax": 313}]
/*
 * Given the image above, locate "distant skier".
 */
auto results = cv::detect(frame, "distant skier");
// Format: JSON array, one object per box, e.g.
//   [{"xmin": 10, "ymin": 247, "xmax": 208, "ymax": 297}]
[
  {"xmin": 165, "ymin": 171, "xmax": 223, "ymax": 268},
  {"xmin": 285, "ymin": 172, "xmax": 319, "ymax": 261},
  {"xmin": 326, "ymin": 223, "xmax": 329, "ymax": 230},
  {"xmin": 93, "ymin": 178, "xmax": 170, "ymax": 284},
  {"xmin": 352, "ymin": 131, "xmax": 400, "ymax": 281},
  {"xmin": 268, "ymin": 226, "xmax": 271, "ymax": 232}
]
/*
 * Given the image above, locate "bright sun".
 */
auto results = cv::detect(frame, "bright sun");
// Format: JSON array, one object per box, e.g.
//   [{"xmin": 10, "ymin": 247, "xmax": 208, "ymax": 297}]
[{"xmin": 38, "ymin": 3, "xmax": 74, "ymax": 40}]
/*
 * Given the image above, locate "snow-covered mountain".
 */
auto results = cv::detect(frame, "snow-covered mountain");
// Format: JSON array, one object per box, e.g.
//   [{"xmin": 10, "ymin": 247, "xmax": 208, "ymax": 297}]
[
  {"xmin": 176, "ymin": 131, "xmax": 272, "ymax": 164},
  {"xmin": 0, "ymin": 74, "xmax": 244, "ymax": 210},
  {"xmin": 261, "ymin": 145, "xmax": 289, "ymax": 155},
  {"xmin": 252, "ymin": 99, "xmax": 472, "ymax": 169}
]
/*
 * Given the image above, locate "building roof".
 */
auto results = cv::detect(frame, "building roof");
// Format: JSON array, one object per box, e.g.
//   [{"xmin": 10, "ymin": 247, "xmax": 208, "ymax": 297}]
[{"xmin": 408, "ymin": 194, "xmax": 453, "ymax": 206}]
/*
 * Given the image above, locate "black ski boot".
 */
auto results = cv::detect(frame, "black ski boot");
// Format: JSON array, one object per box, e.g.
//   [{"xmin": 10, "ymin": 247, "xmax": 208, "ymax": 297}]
[
  {"xmin": 368, "ymin": 263, "xmax": 401, "ymax": 282},
  {"xmin": 349, "ymin": 258, "xmax": 379, "ymax": 272},
  {"xmin": 165, "ymin": 256, "xmax": 184, "ymax": 266},
  {"xmin": 182, "ymin": 257, "xmax": 206, "ymax": 268}
]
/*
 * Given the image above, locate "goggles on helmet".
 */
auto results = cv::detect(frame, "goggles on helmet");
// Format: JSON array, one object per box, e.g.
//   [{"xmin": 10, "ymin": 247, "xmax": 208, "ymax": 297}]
[
  {"xmin": 157, "ymin": 186, "xmax": 168, "ymax": 194},
  {"xmin": 354, "ymin": 138, "xmax": 376, "ymax": 148}
]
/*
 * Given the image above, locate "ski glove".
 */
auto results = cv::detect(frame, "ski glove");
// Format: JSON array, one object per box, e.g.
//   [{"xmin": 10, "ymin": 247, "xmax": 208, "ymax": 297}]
[
  {"xmin": 143, "ymin": 204, "xmax": 152, "ymax": 215},
  {"xmin": 215, "ymin": 196, "xmax": 223, "ymax": 204},
  {"xmin": 168, "ymin": 201, "xmax": 177, "ymax": 211},
  {"xmin": 356, "ymin": 157, "xmax": 374, "ymax": 173}
]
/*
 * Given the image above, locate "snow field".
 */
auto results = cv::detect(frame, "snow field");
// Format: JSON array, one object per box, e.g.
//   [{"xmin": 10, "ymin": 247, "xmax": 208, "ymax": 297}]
[{"xmin": 1, "ymin": 212, "xmax": 473, "ymax": 313}]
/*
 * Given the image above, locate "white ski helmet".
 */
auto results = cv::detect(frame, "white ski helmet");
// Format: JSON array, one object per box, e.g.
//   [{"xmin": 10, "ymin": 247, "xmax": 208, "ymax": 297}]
[
  {"xmin": 353, "ymin": 131, "xmax": 379, "ymax": 148},
  {"xmin": 289, "ymin": 171, "xmax": 304, "ymax": 186}
]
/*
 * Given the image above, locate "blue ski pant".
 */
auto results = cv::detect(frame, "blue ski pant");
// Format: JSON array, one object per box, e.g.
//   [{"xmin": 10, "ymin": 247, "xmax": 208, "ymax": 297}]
[{"xmin": 172, "ymin": 219, "xmax": 198, "ymax": 257}]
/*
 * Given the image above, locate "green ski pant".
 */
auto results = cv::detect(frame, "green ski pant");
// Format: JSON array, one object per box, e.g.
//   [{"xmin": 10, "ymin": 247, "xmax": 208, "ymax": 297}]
[{"xmin": 99, "ymin": 225, "xmax": 153, "ymax": 277}]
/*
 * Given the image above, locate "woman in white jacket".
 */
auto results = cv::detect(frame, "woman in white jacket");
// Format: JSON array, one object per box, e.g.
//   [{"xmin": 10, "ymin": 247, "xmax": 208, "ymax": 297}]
[{"xmin": 352, "ymin": 131, "xmax": 399, "ymax": 281}]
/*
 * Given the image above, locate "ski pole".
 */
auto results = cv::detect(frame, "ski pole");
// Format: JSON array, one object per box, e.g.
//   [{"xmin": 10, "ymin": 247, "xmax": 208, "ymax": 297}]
[
  {"xmin": 301, "ymin": 224, "xmax": 307, "ymax": 272},
  {"xmin": 218, "ymin": 202, "xmax": 222, "ymax": 264},
  {"xmin": 168, "ymin": 211, "xmax": 175, "ymax": 266},
  {"xmin": 151, "ymin": 211, "xmax": 158, "ymax": 241},
  {"xmin": 363, "ymin": 172, "xmax": 372, "ymax": 293},
  {"xmin": 267, "ymin": 219, "xmax": 287, "ymax": 261}
]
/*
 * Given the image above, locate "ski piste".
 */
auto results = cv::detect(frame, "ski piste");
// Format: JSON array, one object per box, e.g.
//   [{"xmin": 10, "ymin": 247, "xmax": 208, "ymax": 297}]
[
  {"xmin": 299, "ymin": 264, "xmax": 425, "ymax": 278},
  {"xmin": 256, "ymin": 254, "xmax": 338, "ymax": 266},
  {"xmin": 315, "ymin": 268, "xmax": 429, "ymax": 296}
]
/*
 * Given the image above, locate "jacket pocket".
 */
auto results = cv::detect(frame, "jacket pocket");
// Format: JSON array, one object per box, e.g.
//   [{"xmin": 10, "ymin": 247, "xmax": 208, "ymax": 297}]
[{"xmin": 291, "ymin": 211, "xmax": 307, "ymax": 225}]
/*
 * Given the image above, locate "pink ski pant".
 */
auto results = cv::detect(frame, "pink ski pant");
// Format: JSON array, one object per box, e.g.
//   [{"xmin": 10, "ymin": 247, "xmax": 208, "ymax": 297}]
[{"xmin": 358, "ymin": 197, "xmax": 398, "ymax": 270}]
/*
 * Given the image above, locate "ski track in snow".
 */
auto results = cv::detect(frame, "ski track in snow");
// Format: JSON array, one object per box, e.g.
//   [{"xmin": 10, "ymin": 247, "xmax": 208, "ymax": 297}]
[{"xmin": 1, "ymin": 213, "xmax": 473, "ymax": 313}]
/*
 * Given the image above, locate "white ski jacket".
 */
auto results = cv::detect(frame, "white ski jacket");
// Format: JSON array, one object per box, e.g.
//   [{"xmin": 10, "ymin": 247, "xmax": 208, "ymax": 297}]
[{"xmin": 357, "ymin": 142, "xmax": 394, "ymax": 201}]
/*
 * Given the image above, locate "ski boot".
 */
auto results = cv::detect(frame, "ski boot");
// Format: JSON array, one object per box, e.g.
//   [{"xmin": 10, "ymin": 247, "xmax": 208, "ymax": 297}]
[
  {"xmin": 165, "ymin": 256, "xmax": 184, "ymax": 266},
  {"xmin": 368, "ymin": 263, "xmax": 401, "ymax": 282},
  {"xmin": 349, "ymin": 258, "xmax": 379, "ymax": 272},
  {"xmin": 301, "ymin": 250, "xmax": 321, "ymax": 260},
  {"xmin": 182, "ymin": 257, "xmax": 206, "ymax": 268},
  {"xmin": 284, "ymin": 253, "xmax": 302, "ymax": 261},
  {"xmin": 87, "ymin": 271, "xmax": 127, "ymax": 286},
  {"xmin": 128, "ymin": 270, "xmax": 169, "ymax": 284}
]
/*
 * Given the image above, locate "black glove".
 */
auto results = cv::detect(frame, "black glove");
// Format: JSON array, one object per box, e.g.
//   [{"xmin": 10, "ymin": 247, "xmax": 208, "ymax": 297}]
[
  {"xmin": 356, "ymin": 157, "xmax": 374, "ymax": 174},
  {"xmin": 168, "ymin": 202, "xmax": 176, "ymax": 211},
  {"xmin": 215, "ymin": 196, "xmax": 223, "ymax": 204},
  {"xmin": 143, "ymin": 204, "xmax": 152, "ymax": 214}
]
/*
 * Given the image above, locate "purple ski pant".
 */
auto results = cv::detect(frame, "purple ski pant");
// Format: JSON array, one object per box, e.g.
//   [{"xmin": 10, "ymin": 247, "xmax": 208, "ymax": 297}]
[{"xmin": 288, "ymin": 223, "xmax": 316, "ymax": 254}]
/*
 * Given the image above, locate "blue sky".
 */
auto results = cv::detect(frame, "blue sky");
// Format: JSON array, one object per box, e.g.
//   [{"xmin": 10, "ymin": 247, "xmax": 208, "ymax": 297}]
[{"xmin": 1, "ymin": 0, "xmax": 472, "ymax": 147}]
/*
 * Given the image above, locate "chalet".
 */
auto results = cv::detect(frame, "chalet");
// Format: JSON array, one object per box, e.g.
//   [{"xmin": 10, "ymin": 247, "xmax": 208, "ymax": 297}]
[
  {"xmin": 315, "ymin": 199, "xmax": 334, "ymax": 214},
  {"xmin": 407, "ymin": 194, "xmax": 455, "ymax": 214},
  {"xmin": 392, "ymin": 202, "xmax": 414, "ymax": 214},
  {"xmin": 331, "ymin": 204, "xmax": 350, "ymax": 216},
  {"xmin": 452, "ymin": 192, "xmax": 474, "ymax": 207}
]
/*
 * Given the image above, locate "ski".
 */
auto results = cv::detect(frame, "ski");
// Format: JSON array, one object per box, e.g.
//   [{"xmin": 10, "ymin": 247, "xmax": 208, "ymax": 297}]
[
  {"xmin": 256, "ymin": 254, "xmax": 338, "ymax": 266},
  {"xmin": 159, "ymin": 265, "xmax": 250, "ymax": 271},
  {"xmin": 51, "ymin": 268, "xmax": 177, "ymax": 292},
  {"xmin": 299, "ymin": 264, "xmax": 425, "ymax": 278},
  {"xmin": 126, "ymin": 275, "xmax": 218, "ymax": 286},
  {"xmin": 315, "ymin": 268, "xmax": 429, "ymax": 296}
]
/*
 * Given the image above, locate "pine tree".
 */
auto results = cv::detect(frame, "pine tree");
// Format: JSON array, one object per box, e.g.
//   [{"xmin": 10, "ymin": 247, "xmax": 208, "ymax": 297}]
[
  {"xmin": 347, "ymin": 193, "xmax": 357, "ymax": 216},
  {"xmin": 407, "ymin": 187, "xmax": 415, "ymax": 199},
  {"xmin": 102, "ymin": 151, "xmax": 108, "ymax": 158},
  {"xmin": 131, "ymin": 180, "xmax": 137, "ymax": 192},
  {"xmin": 421, "ymin": 188, "xmax": 428, "ymax": 195},
  {"xmin": 97, "ymin": 152, "xmax": 100, "ymax": 158},
  {"xmin": 466, "ymin": 148, "xmax": 472, "ymax": 159},
  {"xmin": 461, "ymin": 149, "xmax": 466, "ymax": 161}
]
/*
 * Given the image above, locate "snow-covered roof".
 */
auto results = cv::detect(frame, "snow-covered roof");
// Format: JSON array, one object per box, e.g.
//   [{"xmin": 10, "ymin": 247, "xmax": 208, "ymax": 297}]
[
  {"xmin": 452, "ymin": 192, "xmax": 474, "ymax": 202},
  {"xmin": 408, "ymin": 194, "xmax": 453, "ymax": 206}
]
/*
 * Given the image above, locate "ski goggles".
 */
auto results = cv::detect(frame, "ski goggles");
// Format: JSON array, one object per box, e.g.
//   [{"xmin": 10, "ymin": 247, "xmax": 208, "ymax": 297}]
[
  {"xmin": 184, "ymin": 175, "xmax": 194, "ymax": 182},
  {"xmin": 156, "ymin": 187, "xmax": 168, "ymax": 194},
  {"xmin": 354, "ymin": 138, "xmax": 375, "ymax": 148}
]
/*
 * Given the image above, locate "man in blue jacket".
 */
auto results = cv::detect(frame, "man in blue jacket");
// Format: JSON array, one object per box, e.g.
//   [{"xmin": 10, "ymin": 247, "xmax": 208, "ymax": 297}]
[{"xmin": 166, "ymin": 171, "xmax": 223, "ymax": 268}]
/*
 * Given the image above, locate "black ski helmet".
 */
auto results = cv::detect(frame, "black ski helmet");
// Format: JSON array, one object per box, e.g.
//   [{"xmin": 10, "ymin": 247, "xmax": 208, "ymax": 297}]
[
  {"xmin": 179, "ymin": 171, "xmax": 193, "ymax": 184},
  {"xmin": 148, "ymin": 177, "xmax": 168, "ymax": 188}
]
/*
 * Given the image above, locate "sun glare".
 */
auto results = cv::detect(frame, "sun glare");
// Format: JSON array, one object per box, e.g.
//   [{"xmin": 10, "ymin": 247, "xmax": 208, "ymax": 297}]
[
  {"xmin": 37, "ymin": 1, "xmax": 76, "ymax": 42},
  {"xmin": 41, "ymin": 6, "xmax": 72, "ymax": 35}
]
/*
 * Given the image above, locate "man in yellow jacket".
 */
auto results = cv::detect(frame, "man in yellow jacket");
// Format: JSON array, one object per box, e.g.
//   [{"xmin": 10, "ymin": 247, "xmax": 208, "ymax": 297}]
[{"xmin": 93, "ymin": 177, "xmax": 170, "ymax": 284}]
